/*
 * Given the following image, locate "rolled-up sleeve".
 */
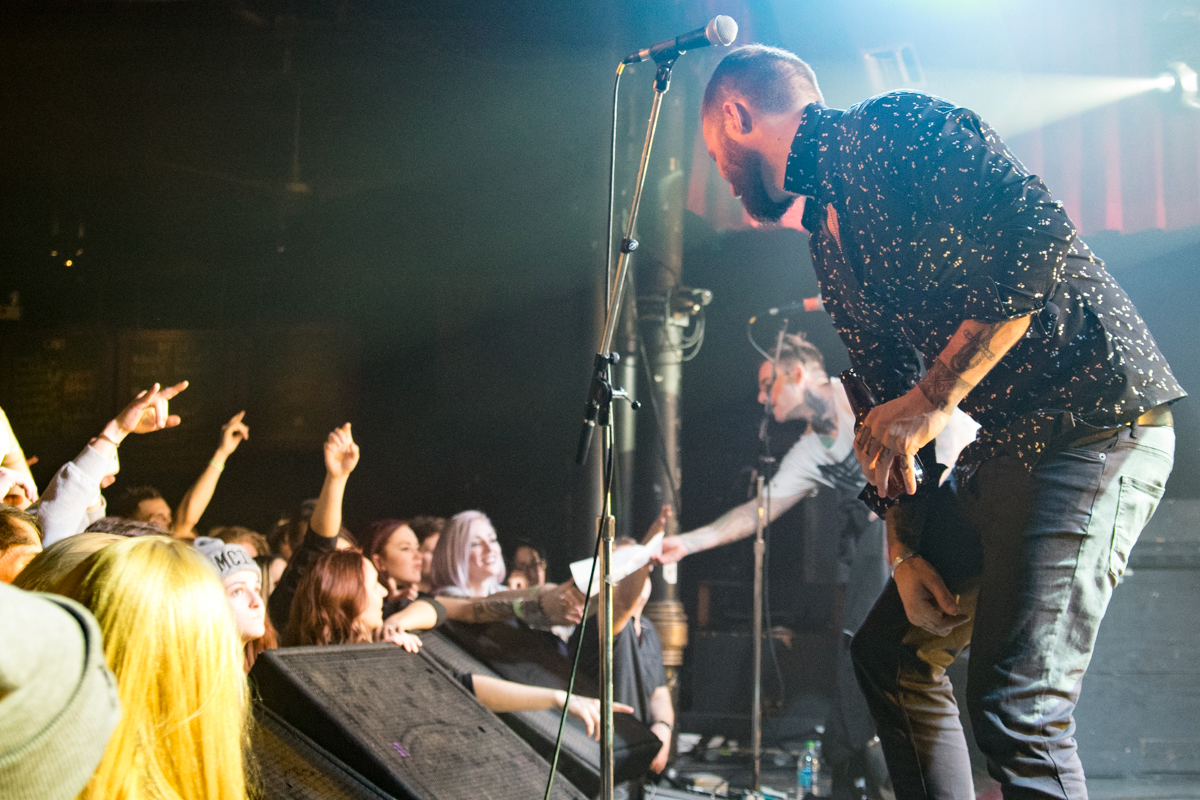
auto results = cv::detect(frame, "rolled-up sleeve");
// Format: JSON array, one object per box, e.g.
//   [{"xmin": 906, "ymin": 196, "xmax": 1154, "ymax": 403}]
[{"xmin": 35, "ymin": 444, "xmax": 113, "ymax": 548}]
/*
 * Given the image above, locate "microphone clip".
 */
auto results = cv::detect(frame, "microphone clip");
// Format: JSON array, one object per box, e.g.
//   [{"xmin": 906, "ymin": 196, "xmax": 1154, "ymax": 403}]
[{"xmin": 653, "ymin": 52, "xmax": 680, "ymax": 92}]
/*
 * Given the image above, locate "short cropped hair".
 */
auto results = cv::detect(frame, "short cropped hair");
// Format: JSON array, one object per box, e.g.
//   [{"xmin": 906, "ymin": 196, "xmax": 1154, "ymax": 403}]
[
  {"xmin": 703, "ymin": 44, "xmax": 823, "ymax": 119},
  {"xmin": 768, "ymin": 332, "xmax": 826, "ymax": 373},
  {"xmin": 408, "ymin": 515, "xmax": 446, "ymax": 544},
  {"xmin": 0, "ymin": 505, "xmax": 42, "ymax": 549},
  {"xmin": 84, "ymin": 517, "xmax": 167, "ymax": 537},
  {"xmin": 108, "ymin": 485, "xmax": 165, "ymax": 520}
]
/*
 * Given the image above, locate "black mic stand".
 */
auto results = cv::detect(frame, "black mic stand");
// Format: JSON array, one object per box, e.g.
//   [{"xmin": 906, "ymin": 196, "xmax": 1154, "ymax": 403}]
[
  {"xmin": 576, "ymin": 51, "xmax": 679, "ymax": 800},
  {"xmin": 747, "ymin": 326, "xmax": 786, "ymax": 795}
]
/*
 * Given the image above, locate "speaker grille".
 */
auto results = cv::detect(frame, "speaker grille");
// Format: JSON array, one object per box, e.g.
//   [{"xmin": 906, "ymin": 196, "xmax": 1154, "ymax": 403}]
[
  {"xmin": 251, "ymin": 704, "xmax": 392, "ymax": 800},
  {"xmin": 251, "ymin": 644, "xmax": 588, "ymax": 800}
]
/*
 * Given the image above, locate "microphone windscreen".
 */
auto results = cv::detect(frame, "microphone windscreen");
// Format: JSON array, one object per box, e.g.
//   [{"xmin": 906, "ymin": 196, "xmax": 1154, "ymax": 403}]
[{"xmin": 706, "ymin": 16, "xmax": 738, "ymax": 47}]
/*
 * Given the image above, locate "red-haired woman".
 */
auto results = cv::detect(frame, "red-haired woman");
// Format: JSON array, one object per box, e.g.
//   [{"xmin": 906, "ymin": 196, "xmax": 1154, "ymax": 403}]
[{"xmin": 284, "ymin": 549, "xmax": 626, "ymax": 738}]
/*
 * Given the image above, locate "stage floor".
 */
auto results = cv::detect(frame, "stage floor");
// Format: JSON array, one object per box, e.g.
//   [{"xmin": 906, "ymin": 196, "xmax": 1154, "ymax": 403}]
[{"xmin": 666, "ymin": 745, "xmax": 1200, "ymax": 799}]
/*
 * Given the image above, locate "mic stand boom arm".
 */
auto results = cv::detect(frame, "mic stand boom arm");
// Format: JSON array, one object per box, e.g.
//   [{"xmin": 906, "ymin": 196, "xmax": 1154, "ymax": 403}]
[{"xmin": 575, "ymin": 51, "xmax": 679, "ymax": 800}]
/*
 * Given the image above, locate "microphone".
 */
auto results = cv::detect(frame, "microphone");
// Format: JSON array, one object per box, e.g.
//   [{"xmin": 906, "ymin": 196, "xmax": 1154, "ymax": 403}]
[
  {"xmin": 749, "ymin": 296, "xmax": 824, "ymax": 324},
  {"xmin": 769, "ymin": 296, "xmax": 824, "ymax": 315},
  {"xmin": 623, "ymin": 16, "xmax": 738, "ymax": 65}
]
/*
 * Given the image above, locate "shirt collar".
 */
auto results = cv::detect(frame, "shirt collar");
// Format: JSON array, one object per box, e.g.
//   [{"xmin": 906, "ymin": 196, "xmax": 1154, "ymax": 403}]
[{"xmin": 784, "ymin": 102, "xmax": 832, "ymax": 199}]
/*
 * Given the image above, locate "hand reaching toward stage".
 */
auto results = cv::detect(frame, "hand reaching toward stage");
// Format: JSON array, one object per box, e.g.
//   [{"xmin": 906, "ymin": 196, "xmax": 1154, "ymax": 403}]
[
  {"xmin": 98, "ymin": 381, "xmax": 189, "ymax": 446},
  {"xmin": 172, "ymin": 410, "xmax": 251, "ymax": 539},
  {"xmin": 312, "ymin": 423, "xmax": 359, "ymax": 539},
  {"xmin": 554, "ymin": 693, "xmax": 635, "ymax": 741},
  {"xmin": 216, "ymin": 411, "xmax": 250, "ymax": 460},
  {"xmin": 538, "ymin": 581, "xmax": 586, "ymax": 625},
  {"xmin": 893, "ymin": 556, "xmax": 969, "ymax": 637}
]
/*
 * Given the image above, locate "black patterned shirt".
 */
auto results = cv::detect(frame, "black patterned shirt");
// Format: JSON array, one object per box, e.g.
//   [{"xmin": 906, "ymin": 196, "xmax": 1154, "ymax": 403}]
[{"xmin": 785, "ymin": 92, "xmax": 1185, "ymax": 478}]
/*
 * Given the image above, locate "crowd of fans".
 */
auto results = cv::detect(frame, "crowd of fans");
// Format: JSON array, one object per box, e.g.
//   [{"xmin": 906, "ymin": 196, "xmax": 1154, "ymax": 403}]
[{"xmin": 0, "ymin": 382, "xmax": 673, "ymax": 800}]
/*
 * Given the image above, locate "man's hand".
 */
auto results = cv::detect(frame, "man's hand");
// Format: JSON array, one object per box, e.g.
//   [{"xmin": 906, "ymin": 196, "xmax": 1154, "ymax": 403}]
[
  {"xmin": 656, "ymin": 536, "xmax": 688, "ymax": 565},
  {"xmin": 537, "ymin": 581, "xmax": 585, "ymax": 626},
  {"xmin": 893, "ymin": 556, "xmax": 969, "ymax": 637},
  {"xmin": 104, "ymin": 381, "xmax": 189, "ymax": 442},
  {"xmin": 649, "ymin": 723, "xmax": 671, "ymax": 773},
  {"xmin": 0, "ymin": 467, "xmax": 37, "ymax": 506},
  {"xmin": 324, "ymin": 423, "xmax": 360, "ymax": 479},
  {"xmin": 854, "ymin": 386, "xmax": 949, "ymax": 496},
  {"xmin": 216, "ymin": 411, "xmax": 250, "ymax": 460}
]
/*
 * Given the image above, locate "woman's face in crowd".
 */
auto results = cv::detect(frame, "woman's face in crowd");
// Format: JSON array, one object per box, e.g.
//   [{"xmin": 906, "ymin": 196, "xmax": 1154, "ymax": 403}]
[
  {"xmin": 511, "ymin": 545, "xmax": 546, "ymax": 588},
  {"xmin": 467, "ymin": 520, "xmax": 502, "ymax": 588},
  {"xmin": 358, "ymin": 557, "xmax": 388, "ymax": 634},
  {"xmin": 374, "ymin": 525, "xmax": 423, "ymax": 587},
  {"xmin": 418, "ymin": 533, "xmax": 439, "ymax": 582},
  {"xmin": 223, "ymin": 571, "xmax": 266, "ymax": 642}
]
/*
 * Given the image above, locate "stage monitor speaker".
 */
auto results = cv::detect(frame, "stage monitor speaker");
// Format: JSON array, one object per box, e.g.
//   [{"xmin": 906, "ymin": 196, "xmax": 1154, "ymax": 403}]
[
  {"xmin": 250, "ymin": 703, "xmax": 392, "ymax": 800},
  {"xmin": 250, "ymin": 643, "xmax": 588, "ymax": 800},
  {"xmin": 420, "ymin": 629, "xmax": 661, "ymax": 796}
]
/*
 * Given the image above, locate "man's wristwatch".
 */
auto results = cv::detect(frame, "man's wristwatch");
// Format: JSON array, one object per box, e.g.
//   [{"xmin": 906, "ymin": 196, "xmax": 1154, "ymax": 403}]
[{"xmin": 890, "ymin": 551, "xmax": 920, "ymax": 577}]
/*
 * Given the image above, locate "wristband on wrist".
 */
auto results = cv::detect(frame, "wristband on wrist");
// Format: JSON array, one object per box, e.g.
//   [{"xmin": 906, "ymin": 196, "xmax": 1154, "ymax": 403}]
[
  {"xmin": 98, "ymin": 432, "xmax": 121, "ymax": 447},
  {"xmin": 209, "ymin": 459, "xmax": 225, "ymax": 472},
  {"xmin": 651, "ymin": 720, "xmax": 673, "ymax": 731},
  {"xmin": 890, "ymin": 551, "xmax": 920, "ymax": 577}
]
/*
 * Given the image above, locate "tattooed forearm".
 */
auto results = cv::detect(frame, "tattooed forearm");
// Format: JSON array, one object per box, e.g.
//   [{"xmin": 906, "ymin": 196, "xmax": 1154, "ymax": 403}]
[
  {"xmin": 454, "ymin": 596, "xmax": 520, "ymax": 624},
  {"xmin": 948, "ymin": 323, "xmax": 1001, "ymax": 374},
  {"xmin": 918, "ymin": 357, "xmax": 974, "ymax": 412}
]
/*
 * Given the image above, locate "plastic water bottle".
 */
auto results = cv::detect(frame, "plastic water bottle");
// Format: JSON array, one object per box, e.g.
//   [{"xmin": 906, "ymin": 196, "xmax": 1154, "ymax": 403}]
[{"xmin": 797, "ymin": 740, "xmax": 821, "ymax": 797}]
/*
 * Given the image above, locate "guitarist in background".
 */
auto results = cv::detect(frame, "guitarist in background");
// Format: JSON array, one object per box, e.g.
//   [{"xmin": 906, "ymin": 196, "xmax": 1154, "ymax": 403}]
[
  {"xmin": 658, "ymin": 333, "xmax": 975, "ymax": 796},
  {"xmin": 698, "ymin": 44, "xmax": 1183, "ymax": 799}
]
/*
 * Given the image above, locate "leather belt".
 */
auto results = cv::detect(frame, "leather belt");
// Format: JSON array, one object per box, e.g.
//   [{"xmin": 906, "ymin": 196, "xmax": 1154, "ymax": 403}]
[{"xmin": 1067, "ymin": 404, "xmax": 1173, "ymax": 449}]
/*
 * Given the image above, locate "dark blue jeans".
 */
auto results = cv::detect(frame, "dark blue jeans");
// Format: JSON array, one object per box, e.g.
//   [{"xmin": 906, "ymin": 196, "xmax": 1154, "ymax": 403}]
[{"xmin": 850, "ymin": 424, "xmax": 1175, "ymax": 799}]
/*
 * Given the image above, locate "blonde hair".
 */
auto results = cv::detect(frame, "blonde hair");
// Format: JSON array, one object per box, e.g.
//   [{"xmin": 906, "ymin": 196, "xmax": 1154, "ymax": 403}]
[
  {"xmin": 12, "ymin": 532, "xmax": 123, "ymax": 593},
  {"xmin": 49, "ymin": 536, "xmax": 252, "ymax": 800}
]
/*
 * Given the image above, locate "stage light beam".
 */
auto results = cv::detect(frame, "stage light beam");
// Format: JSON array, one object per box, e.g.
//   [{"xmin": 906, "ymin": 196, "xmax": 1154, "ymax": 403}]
[{"xmin": 920, "ymin": 69, "xmax": 1196, "ymax": 135}]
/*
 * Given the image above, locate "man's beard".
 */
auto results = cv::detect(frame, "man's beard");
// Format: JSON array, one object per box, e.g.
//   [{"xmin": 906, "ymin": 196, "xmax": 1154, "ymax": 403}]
[{"xmin": 723, "ymin": 135, "xmax": 796, "ymax": 224}]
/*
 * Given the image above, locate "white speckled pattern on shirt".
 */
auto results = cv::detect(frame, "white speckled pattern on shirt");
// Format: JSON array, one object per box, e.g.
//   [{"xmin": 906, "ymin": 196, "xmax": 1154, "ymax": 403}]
[{"xmin": 783, "ymin": 92, "xmax": 1185, "ymax": 484}]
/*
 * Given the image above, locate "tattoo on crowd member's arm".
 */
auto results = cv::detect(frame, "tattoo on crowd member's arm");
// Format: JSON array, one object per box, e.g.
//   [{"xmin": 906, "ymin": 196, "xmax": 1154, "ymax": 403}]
[
  {"xmin": 918, "ymin": 357, "xmax": 974, "ymax": 412},
  {"xmin": 948, "ymin": 324, "xmax": 1000, "ymax": 375},
  {"xmin": 455, "ymin": 595, "xmax": 554, "ymax": 628},
  {"xmin": 460, "ymin": 596, "xmax": 519, "ymax": 623}
]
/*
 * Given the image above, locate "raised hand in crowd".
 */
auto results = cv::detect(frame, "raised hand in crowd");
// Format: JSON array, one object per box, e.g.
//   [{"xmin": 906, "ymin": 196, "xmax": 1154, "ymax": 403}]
[
  {"xmin": 267, "ymin": 423, "xmax": 361, "ymax": 632},
  {"xmin": 172, "ymin": 411, "xmax": 250, "ymax": 539},
  {"xmin": 36, "ymin": 382, "xmax": 188, "ymax": 548},
  {"xmin": 314, "ymin": 422, "xmax": 359, "ymax": 538}
]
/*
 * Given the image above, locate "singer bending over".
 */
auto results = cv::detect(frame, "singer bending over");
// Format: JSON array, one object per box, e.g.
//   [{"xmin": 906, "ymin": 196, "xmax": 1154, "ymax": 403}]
[{"xmin": 699, "ymin": 44, "xmax": 1182, "ymax": 799}]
